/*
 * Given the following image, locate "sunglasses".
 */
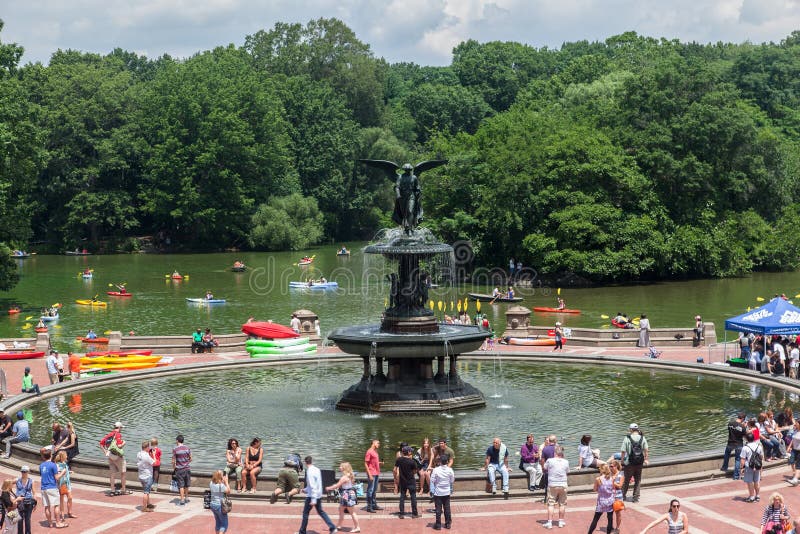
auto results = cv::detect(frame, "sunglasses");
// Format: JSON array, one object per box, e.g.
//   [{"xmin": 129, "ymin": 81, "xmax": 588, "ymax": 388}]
[{"xmin": 671, "ymin": 504, "xmax": 680, "ymax": 508}]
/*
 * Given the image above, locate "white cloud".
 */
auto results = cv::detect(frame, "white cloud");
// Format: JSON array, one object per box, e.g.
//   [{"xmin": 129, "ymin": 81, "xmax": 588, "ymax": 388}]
[{"xmin": 2, "ymin": 0, "xmax": 800, "ymax": 66}]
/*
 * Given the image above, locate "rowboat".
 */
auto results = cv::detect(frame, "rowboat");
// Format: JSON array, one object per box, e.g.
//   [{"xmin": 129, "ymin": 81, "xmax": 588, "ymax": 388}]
[
  {"xmin": 106, "ymin": 291, "xmax": 132, "ymax": 297},
  {"xmin": 289, "ymin": 281, "xmax": 338, "ymax": 290},
  {"xmin": 186, "ymin": 298, "xmax": 226, "ymax": 304},
  {"xmin": 504, "ymin": 337, "xmax": 566, "ymax": 347},
  {"xmin": 467, "ymin": 292, "xmax": 523, "ymax": 303},
  {"xmin": 76, "ymin": 337, "xmax": 110, "ymax": 344},
  {"xmin": 65, "ymin": 251, "xmax": 92, "ymax": 256},
  {"xmin": 39, "ymin": 313, "xmax": 59, "ymax": 322},
  {"xmin": 533, "ymin": 307, "xmax": 581, "ymax": 314},
  {"xmin": 86, "ymin": 349, "xmax": 153, "ymax": 357},
  {"xmin": 336, "ymin": 250, "xmax": 350, "ymax": 257},
  {"xmin": 81, "ymin": 354, "xmax": 162, "ymax": 365},
  {"xmin": 611, "ymin": 318, "xmax": 636, "ymax": 329},
  {"xmin": 10, "ymin": 253, "xmax": 30, "ymax": 259},
  {"xmin": 242, "ymin": 321, "xmax": 299, "ymax": 339},
  {"xmin": 171, "ymin": 274, "xmax": 183, "ymax": 280},
  {"xmin": 0, "ymin": 351, "xmax": 45, "ymax": 360},
  {"xmin": 75, "ymin": 299, "xmax": 107, "ymax": 307}
]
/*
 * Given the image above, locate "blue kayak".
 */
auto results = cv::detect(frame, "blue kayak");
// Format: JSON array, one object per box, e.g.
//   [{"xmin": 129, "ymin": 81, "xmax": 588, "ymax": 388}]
[{"xmin": 186, "ymin": 298, "xmax": 226, "ymax": 304}]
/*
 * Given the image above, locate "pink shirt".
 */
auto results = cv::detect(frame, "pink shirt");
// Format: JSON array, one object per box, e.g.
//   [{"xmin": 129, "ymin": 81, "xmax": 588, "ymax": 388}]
[{"xmin": 365, "ymin": 448, "xmax": 380, "ymax": 476}]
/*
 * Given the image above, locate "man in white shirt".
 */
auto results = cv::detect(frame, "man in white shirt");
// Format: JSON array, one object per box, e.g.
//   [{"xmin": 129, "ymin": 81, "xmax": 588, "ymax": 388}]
[
  {"xmin": 431, "ymin": 453, "xmax": 455, "ymax": 530},
  {"xmin": 290, "ymin": 313, "xmax": 302, "ymax": 334},
  {"xmin": 543, "ymin": 445, "xmax": 570, "ymax": 529},
  {"xmin": 296, "ymin": 456, "xmax": 337, "ymax": 534},
  {"xmin": 45, "ymin": 350, "xmax": 59, "ymax": 384}
]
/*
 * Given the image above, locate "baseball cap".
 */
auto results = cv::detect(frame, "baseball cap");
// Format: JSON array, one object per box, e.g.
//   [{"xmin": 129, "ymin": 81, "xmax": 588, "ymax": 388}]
[
  {"xmin": 24, "ymin": 367, "xmax": 30, "ymax": 372},
  {"xmin": 438, "ymin": 438, "xmax": 447, "ymax": 443},
  {"xmin": 629, "ymin": 423, "xmax": 639, "ymax": 430},
  {"xmin": 402, "ymin": 446, "xmax": 413, "ymax": 455},
  {"xmin": 114, "ymin": 421, "xmax": 123, "ymax": 428},
  {"xmin": 16, "ymin": 411, "xmax": 24, "ymax": 419},
  {"xmin": 555, "ymin": 322, "xmax": 561, "ymax": 326},
  {"xmin": 20, "ymin": 466, "xmax": 29, "ymax": 472}
]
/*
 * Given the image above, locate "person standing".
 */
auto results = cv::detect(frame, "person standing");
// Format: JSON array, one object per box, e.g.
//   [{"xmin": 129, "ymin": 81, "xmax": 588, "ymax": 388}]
[
  {"xmin": 172, "ymin": 434, "xmax": 192, "ymax": 505},
  {"xmin": 137, "ymin": 441, "xmax": 156, "ymax": 512},
  {"xmin": 209, "ymin": 470, "xmax": 231, "ymax": 534},
  {"xmin": 509, "ymin": 258, "xmax": 515, "ymax": 280},
  {"xmin": 55, "ymin": 450, "xmax": 75, "ymax": 522},
  {"xmin": 394, "ymin": 446, "xmax": 420, "ymax": 518},
  {"xmin": 553, "ymin": 323, "xmax": 563, "ymax": 352},
  {"xmin": 296, "ymin": 456, "xmax": 337, "ymax": 534},
  {"xmin": 430, "ymin": 453, "xmax": 454, "ymax": 530},
  {"xmin": 543, "ymin": 445, "xmax": 570, "ymax": 529},
  {"xmin": 586, "ymin": 463, "xmax": 614, "ymax": 534},
  {"xmin": 45, "ymin": 350, "xmax": 59, "ymax": 385},
  {"xmin": 693, "ymin": 315, "xmax": 704, "ymax": 347},
  {"xmin": 739, "ymin": 332, "xmax": 753, "ymax": 361},
  {"xmin": 99, "ymin": 421, "xmax": 130, "ymax": 496},
  {"xmin": 640, "ymin": 499, "xmax": 689, "ymax": 533},
  {"xmin": 721, "ymin": 412, "xmax": 746, "ymax": 480},
  {"xmin": 364, "ymin": 439, "xmax": 383, "ymax": 513},
  {"xmin": 15, "ymin": 465, "xmax": 35, "ymax": 534},
  {"xmin": 150, "ymin": 437, "xmax": 162, "ymax": 492},
  {"xmin": 39, "ymin": 448, "xmax": 68, "ymax": 528},
  {"xmin": 787, "ymin": 421, "xmax": 800, "ymax": 485},
  {"xmin": 741, "ymin": 432, "xmax": 764, "ymax": 502},
  {"xmin": 620, "ymin": 423, "xmax": 648, "ymax": 503},
  {"xmin": 539, "ymin": 435, "xmax": 558, "ymax": 494},
  {"xmin": 482, "ymin": 437, "xmax": 510, "ymax": 498},
  {"xmin": 290, "ymin": 313, "xmax": 302, "ymax": 334},
  {"xmin": 637, "ymin": 314, "xmax": 651, "ymax": 348},
  {"xmin": 520, "ymin": 433, "xmax": 542, "ymax": 492},
  {"xmin": 68, "ymin": 352, "xmax": 81, "ymax": 380},
  {"xmin": 2, "ymin": 411, "xmax": 29, "ymax": 459}
]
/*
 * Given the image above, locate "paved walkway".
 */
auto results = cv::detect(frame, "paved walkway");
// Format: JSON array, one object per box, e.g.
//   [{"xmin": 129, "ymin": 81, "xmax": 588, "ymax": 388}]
[{"xmin": 0, "ymin": 341, "xmax": 786, "ymax": 533}]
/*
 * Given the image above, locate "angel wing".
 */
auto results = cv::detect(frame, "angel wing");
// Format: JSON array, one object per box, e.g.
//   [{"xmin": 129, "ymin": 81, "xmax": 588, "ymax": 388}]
[
  {"xmin": 413, "ymin": 160, "xmax": 448, "ymax": 175},
  {"xmin": 358, "ymin": 159, "xmax": 401, "ymax": 177}
]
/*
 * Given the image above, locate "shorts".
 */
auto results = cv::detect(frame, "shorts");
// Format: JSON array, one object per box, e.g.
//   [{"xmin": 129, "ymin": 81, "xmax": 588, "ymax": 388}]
[
  {"xmin": 139, "ymin": 477, "xmax": 153, "ymax": 494},
  {"xmin": 743, "ymin": 468, "xmax": 761, "ymax": 484},
  {"xmin": 547, "ymin": 486, "xmax": 568, "ymax": 506},
  {"xmin": 41, "ymin": 487, "xmax": 59, "ymax": 507},
  {"xmin": 108, "ymin": 454, "xmax": 126, "ymax": 474},
  {"xmin": 175, "ymin": 468, "xmax": 191, "ymax": 489},
  {"xmin": 71, "ymin": 372, "xmax": 80, "ymax": 380},
  {"xmin": 277, "ymin": 470, "xmax": 300, "ymax": 492}
]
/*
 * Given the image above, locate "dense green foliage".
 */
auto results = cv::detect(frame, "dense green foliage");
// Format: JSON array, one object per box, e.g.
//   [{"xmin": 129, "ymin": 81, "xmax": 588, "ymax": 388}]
[{"xmin": 1, "ymin": 20, "xmax": 800, "ymax": 285}]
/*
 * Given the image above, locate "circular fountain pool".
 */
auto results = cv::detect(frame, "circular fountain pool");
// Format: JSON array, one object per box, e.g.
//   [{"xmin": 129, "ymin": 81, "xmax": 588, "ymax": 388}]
[{"xmin": 25, "ymin": 360, "xmax": 785, "ymax": 470}]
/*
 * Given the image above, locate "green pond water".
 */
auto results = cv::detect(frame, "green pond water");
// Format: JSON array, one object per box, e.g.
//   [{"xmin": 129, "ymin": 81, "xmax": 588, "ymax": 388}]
[
  {"xmin": 25, "ymin": 361, "xmax": 788, "ymax": 470},
  {"xmin": 3, "ymin": 245, "xmax": 800, "ymax": 346}
]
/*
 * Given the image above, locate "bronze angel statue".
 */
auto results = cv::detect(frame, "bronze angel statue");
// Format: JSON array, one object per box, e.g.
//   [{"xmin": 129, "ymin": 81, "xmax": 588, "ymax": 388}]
[{"xmin": 358, "ymin": 159, "xmax": 447, "ymax": 235}]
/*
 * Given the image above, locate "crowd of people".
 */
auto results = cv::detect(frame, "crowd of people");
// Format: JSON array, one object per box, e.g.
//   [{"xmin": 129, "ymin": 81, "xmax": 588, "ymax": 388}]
[{"xmin": 739, "ymin": 332, "xmax": 800, "ymax": 380}]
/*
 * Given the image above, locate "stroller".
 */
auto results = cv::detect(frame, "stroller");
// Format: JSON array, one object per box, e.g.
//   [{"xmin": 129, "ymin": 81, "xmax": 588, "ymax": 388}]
[
  {"xmin": 645, "ymin": 346, "xmax": 662, "ymax": 359},
  {"xmin": 320, "ymin": 468, "xmax": 340, "ymax": 503}
]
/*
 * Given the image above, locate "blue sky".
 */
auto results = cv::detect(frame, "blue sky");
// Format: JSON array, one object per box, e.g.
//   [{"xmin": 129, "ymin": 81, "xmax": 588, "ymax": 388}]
[{"xmin": 3, "ymin": 0, "xmax": 800, "ymax": 66}]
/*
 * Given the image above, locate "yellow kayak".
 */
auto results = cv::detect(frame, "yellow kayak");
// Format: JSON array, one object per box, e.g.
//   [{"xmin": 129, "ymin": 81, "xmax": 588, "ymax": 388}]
[
  {"xmin": 81, "ymin": 362, "xmax": 159, "ymax": 371},
  {"xmin": 80, "ymin": 355, "xmax": 162, "ymax": 365},
  {"xmin": 75, "ymin": 299, "xmax": 107, "ymax": 307}
]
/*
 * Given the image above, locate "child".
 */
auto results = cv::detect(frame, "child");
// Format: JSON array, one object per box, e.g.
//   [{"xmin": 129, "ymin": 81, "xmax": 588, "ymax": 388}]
[{"xmin": 149, "ymin": 437, "xmax": 162, "ymax": 492}]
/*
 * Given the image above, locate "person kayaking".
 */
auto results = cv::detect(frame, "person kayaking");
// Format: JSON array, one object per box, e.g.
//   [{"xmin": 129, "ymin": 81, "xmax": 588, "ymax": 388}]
[
  {"xmin": 115, "ymin": 283, "xmax": 127, "ymax": 295},
  {"xmin": 339, "ymin": 247, "xmax": 348, "ymax": 254},
  {"xmin": 557, "ymin": 297, "xmax": 566, "ymax": 310},
  {"xmin": 205, "ymin": 290, "xmax": 214, "ymax": 300},
  {"xmin": 86, "ymin": 329, "xmax": 97, "ymax": 340},
  {"xmin": 83, "ymin": 268, "xmax": 92, "ymax": 275},
  {"xmin": 172, "ymin": 270, "xmax": 181, "ymax": 278},
  {"xmin": 233, "ymin": 260, "xmax": 244, "ymax": 268},
  {"xmin": 36, "ymin": 318, "xmax": 46, "ymax": 329}
]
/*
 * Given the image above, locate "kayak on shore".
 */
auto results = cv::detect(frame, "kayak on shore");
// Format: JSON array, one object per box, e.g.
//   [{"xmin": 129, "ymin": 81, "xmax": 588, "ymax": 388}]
[
  {"xmin": 242, "ymin": 321, "xmax": 299, "ymax": 339},
  {"xmin": 0, "ymin": 351, "xmax": 45, "ymax": 360},
  {"xmin": 502, "ymin": 336, "xmax": 565, "ymax": 347}
]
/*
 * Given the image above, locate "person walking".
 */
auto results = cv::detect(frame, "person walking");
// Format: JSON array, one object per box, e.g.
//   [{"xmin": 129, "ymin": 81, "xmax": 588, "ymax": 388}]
[
  {"xmin": 209, "ymin": 470, "xmax": 231, "ymax": 534},
  {"xmin": 62, "ymin": 422, "xmax": 79, "ymax": 466},
  {"xmin": 586, "ymin": 463, "xmax": 614, "ymax": 534},
  {"xmin": 55, "ymin": 450, "xmax": 76, "ymax": 522},
  {"xmin": 760, "ymin": 492, "xmax": 791, "ymax": 533},
  {"xmin": 15, "ymin": 466, "xmax": 35, "ymax": 534},
  {"xmin": 640, "ymin": 499, "xmax": 689, "ymax": 533},
  {"xmin": 39, "ymin": 448, "xmax": 68, "ymax": 529},
  {"xmin": 721, "ymin": 411, "xmax": 746, "ymax": 480},
  {"xmin": 296, "ymin": 456, "xmax": 337, "ymax": 534},
  {"xmin": 637, "ymin": 314, "xmax": 651, "ymax": 348},
  {"xmin": 99, "ymin": 422, "xmax": 130, "ymax": 496},
  {"xmin": 482, "ymin": 437, "xmax": 510, "ymax": 498},
  {"xmin": 741, "ymin": 432, "xmax": 764, "ymax": 502},
  {"xmin": 430, "ymin": 453, "xmax": 454, "ymax": 530},
  {"xmin": 172, "ymin": 434, "xmax": 192, "ymax": 505},
  {"xmin": 520, "ymin": 433, "xmax": 542, "ymax": 492},
  {"xmin": 364, "ymin": 439, "xmax": 383, "ymax": 513},
  {"xmin": 325, "ymin": 462, "xmax": 361, "ymax": 533},
  {"xmin": 137, "ymin": 440, "xmax": 156, "ymax": 512},
  {"xmin": 620, "ymin": 423, "xmax": 648, "ymax": 503},
  {"xmin": 553, "ymin": 323, "xmax": 564, "ymax": 352},
  {"xmin": 543, "ymin": 445, "xmax": 570, "ymax": 529},
  {"xmin": 1, "ymin": 411, "xmax": 29, "ymax": 459},
  {"xmin": 394, "ymin": 445, "xmax": 420, "ymax": 518}
]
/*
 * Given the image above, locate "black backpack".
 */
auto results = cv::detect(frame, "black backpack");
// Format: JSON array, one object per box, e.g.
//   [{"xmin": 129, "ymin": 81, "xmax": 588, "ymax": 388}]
[
  {"xmin": 627, "ymin": 436, "xmax": 645, "ymax": 465},
  {"xmin": 748, "ymin": 444, "xmax": 763, "ymax": 469}
]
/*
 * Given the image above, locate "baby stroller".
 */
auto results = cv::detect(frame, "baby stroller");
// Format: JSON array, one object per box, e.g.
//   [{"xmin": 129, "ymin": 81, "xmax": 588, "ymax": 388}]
[
  {"xmin": 645, "ymin": 346, "xmax": 662, "ymax": 359},
  {"xmin": 320, "ymin": 468, "xmax": 340, "ymax": 503}
]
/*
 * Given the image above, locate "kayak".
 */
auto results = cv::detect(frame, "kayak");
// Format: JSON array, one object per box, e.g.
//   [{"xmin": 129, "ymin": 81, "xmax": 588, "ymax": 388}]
[
  {"xmin": 611, "ymin": 319, "xmax": 636, "ymax": 329},
  {"xmin": 76, "ymin": 337, "xmax": 110, "ymax": 344},
  {"xmin": 76, "ymin": 299, "xmax": 107, "ymax": 307},
  {"xmin": 0, "ymin": 351, "xmax": 45, "ymax": 360},
  {"xmin": 8, "ymin": 309, "xmax": 20, "ymax": 315},
  {"xmin": 231, "ymin": 266, "xmax": 246, "ymax": 272},
  {"xmin": 106, "ymin": 291, "xmax": 132, "ymax": 297},
  {"xmin": 289, "ymin": 281, "xmax": 338, "ymax": 290},
  {"xmin": 186, "ymin": 298, "xmax": 226, "ymax": 304},
  {"xmin": 35, "ymin": 327, "xmax": 48, "ymax": 333},
  {"xmin": 65, "ymin": 251, "xmax": 92, "ymax": 256},
  {"xmin": 40, "ymin": 314, "xmax": 59, "ymax": 322},
  {"xmin": 241, "ymin": 321, "xmax": 299, "ymax": 339},
  {"xmin": 81, "ymin": 355, "xmax": 162, "ymax": 365},
  {"xmin": 505, "ymin": 337, "xmax": 566, "ymax": 346},
  {"xmin": 249, "ymin": 344, "xmax": 317, "ymax": 356},
  {"xmin": 87, "ymin": 349, "xmax": 153, "ymax": 356},
  {"xmin": 82, "ymin": 273, "xmax": 93, "ymax": 279},
  {"xmin": 468, "ymin": 292, "xmax": 523, "ymax": 303},
  {"xmin": 246, "ymin": 337, "xmax": 310, "ymax": 348},
  {"xmin": 297, "ymin": 255, "xmax": 315, "ymax": 266},
  {"xmin": 533, "ymin": 307, "xmax": 581, "ymax": 314},
  {"xmin": 81, "ymin": 362, "xmax": 159, "ymax": 371},
  {"xmin": 11, "ymin": 253, "xmax": 30, "ymax": 259}
]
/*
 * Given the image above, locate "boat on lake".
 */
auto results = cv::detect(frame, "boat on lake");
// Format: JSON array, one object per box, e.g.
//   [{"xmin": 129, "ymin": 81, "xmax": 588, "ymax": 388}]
[
  {"xmin": 289, "ymin": 281, "xmax": 338, "ymax": 290},
  {"xmin": 186, "ymin": 298, "xmax": 226, "ymax": 304},
  {"xmin": 533, "ymin": 307, "xmax": 581, "ymax": 314},
  {"xmin": 467, "ymin": 292, "xmax": 523, "ymax": 303}
]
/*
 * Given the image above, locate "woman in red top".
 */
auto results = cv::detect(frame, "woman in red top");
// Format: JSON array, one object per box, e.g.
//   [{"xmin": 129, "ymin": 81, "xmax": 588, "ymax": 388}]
[{"xmin": 149, "ymin": 438, "xmax": 162, "ymax": 491}]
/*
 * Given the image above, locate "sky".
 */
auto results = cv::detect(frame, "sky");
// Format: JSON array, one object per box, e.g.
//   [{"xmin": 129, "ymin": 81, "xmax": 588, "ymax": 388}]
[{"xmin": 3, "ymin": 0, "xmax": 800, "ymax": 66}]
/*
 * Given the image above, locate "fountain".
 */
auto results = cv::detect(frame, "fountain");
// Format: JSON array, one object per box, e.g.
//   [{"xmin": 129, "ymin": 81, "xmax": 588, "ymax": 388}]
[{"xmin": 329, "ymin": 160, "xmax": 488, "ymax": 412}]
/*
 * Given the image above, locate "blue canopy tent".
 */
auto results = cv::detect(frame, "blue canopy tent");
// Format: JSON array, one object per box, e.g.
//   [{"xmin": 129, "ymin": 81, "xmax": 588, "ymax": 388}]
[{"xmin": 725, "ymin": 298, "xmax": 800, "ymax": 335}]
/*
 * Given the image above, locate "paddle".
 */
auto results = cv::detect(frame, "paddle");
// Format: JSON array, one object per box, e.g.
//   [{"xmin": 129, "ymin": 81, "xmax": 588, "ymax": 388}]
[
  {"xmin": 756, "ymin": 297, "xmax": 765, "ymax": 302},
  {"xmin": 24, "ymin": 316, "xmax": 33, "ymax": 320},
  {"xmin": 600, "ymin": 314, "xmax": 609, "ymax": 319}
]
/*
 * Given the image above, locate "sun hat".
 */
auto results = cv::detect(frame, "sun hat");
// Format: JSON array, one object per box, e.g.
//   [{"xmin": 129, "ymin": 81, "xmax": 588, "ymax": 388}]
[
  {"xmin": 114, "ymin": 421, "xmax": 123, "ymax": 428},
  {"xmin": 20, "ymin": 466, "xmax": 29, "ymax": 472}
]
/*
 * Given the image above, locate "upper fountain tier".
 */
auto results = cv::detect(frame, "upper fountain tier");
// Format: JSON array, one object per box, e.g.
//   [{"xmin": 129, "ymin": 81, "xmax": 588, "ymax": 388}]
[{"xmin": 364, "ymin": 227, "xmax": 452, "ymax": 258}]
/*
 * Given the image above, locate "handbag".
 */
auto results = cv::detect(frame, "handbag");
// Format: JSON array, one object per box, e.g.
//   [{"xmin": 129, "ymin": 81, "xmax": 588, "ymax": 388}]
[
  {"xmin": 169, "ymin": 476, "xmax": 179, "ymax": 493},
  {"xmin": 613, "ymin": 499, "xmax": 625, "ymax": 512},
  {"xmin": 5, "ymin": 509, "xmax": 20, "ymax": 525},
  {"xmin": 108, "ymin": 438, "xmax": 124, "ymax": 457},
  {"xmin": 221, "ymin": 495, "xmax": 233, "ymax": 514},
  {"xmin": 59, "ymin": 484, "xmax": 69, "ymax": 496},
  {"xmin": 518, "ymin": 458, "xmax": 525, "ymax": 471}
]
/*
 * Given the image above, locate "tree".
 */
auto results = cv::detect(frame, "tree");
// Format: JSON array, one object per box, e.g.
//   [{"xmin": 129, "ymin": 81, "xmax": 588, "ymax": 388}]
[
  {"xmin": 249, "ymin": 194, "xmax": 324, "ymax": 250},
  {"xmin": 0, "ymin": 243, "xmax": 19, "ymax": 291},
  {"xmin": 402, "ymin": 83, "xmax": 492, "ymax": 142}
]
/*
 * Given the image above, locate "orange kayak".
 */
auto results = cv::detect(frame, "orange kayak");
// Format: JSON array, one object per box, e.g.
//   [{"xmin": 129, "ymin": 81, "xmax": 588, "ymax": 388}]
[{"xmin": 76, "ymin": 337, "xmax": 110, "ymax": 344}]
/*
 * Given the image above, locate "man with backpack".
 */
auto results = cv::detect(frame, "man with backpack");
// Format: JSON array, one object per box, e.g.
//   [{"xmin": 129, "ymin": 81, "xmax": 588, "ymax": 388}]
[
  {"xmin": 620, "ymin": 423, "xmax": 648, "ymax": 503},
  {"xmin": 740, "ymin": 432, "xmax": 764, "ymax": 502}
]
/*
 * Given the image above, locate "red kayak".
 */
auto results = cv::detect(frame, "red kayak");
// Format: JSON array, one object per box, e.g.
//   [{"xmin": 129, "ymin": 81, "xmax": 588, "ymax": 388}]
[
  {"xmin": 8, "ymin": 308, "xmax": 20, "ymax": 315},
  {"xmin": 35, "ymin": 327, "xmax": 48, "ymax": 333},
  {"xmin": 0, "ymin": 351, "xmax": 45, "ymax": 360},
  {"xmin": 86, "ymin": 349, "xmax": 153, "ymax": 357},
  {"xmin": 533, "ymin": 307, "xmax": 581, "ymax": 314},
  {"xmin": 76, "ymin": 337, "xmax": 110, "ymax": 344},
  {"xmin": 241, "ymin": 321, "xmax": 299, "ymax": 339},
  {"xmin": 611, "ymin": 319, "xmax": 635, "ymax": 329},
  {"xmin": 107, "ymin": 291, "xmax": 133, "ymax": 297}
]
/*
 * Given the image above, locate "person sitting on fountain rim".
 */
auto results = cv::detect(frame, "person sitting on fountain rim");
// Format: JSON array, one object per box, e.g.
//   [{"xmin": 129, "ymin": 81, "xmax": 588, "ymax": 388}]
[
  {"xmin": 482, "ymin": 437, "xmax": 510, "ymax": 498},
  {"xmin": 191, "ymin": 328, "xmax": 204, "ymax": 353},
  {"xmin": 429, "ymin": 438, "xmax": 455, "ymax": 470}
]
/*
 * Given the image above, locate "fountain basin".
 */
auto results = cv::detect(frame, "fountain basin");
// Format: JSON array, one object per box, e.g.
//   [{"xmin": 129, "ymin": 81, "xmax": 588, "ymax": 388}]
[{"xmin": 329, "ymin": 324, "xmax": 488, "ymax": 359}]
